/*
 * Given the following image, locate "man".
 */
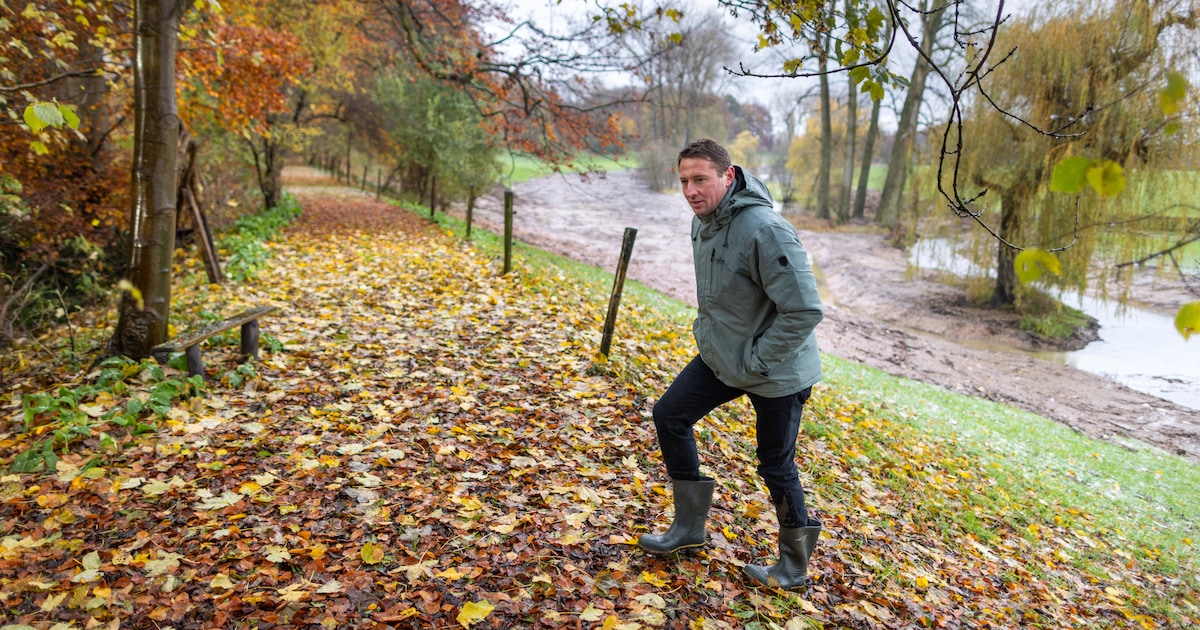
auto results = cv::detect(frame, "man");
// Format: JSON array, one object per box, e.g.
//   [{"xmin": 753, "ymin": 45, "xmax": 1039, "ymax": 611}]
[{"xmin": 637, "ymin": 139, "xmax": 825, "ymax": 589}]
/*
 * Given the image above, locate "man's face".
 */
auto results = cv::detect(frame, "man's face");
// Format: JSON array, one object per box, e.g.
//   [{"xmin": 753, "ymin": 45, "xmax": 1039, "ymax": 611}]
[{"xmin": 679, "ymin": 157, "xmax": 734, "ymax": 217}]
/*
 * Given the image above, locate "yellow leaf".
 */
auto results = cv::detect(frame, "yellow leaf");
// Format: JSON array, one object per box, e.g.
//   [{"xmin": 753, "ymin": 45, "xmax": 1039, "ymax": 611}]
[
  {"xmin": 436, "ymin": 566, "xmax": 469, "ymax": 580},
  {"xmin": 1175, "ymin": 302, "xmax": 1200, "ymax": 340},
  {"xmin": 82, "ymin": 550, "xmax": 102, "ymax": 570},
  {"xmin": 580, "ymin": 603, "xmax": 605, "ymax": 622},
  {"xmin": 79, "ymin": 402, "xmax": 107, "ymax": 417},
  {"xmin": 264, "ymin": 545, "xmax": 292, "ymax": 563},
  {"xmin": 40, "ymin": 591, "xmax": 68, "ymax": 612},
  {"xmin": 722, "ymin": 525, "xmax": 738, "ymax": 541},
  {"xmin": 277, "ymin": 583, "xmax": 309, "ymax": 602},
  {"xmin": 1086, "ymin": 160, "xmax": 1125, "ymax": 197},
  {"xmin": 360, "ymin": 542, "xmax": 385, "ymax": 565},
  {"xmin": 640, "ymin": 571, "xmax": 668, "ymax": 587},
  {"xmin": 456, "ymin": 599, "xmax": 495, "ymax": 627},
  {"xmin": 1014, "ymin": 248, "xmax": 1061, "ymax": 284},
  {"xmin": 915, "ymin": 576, "xmax": 929, "ymax": 589},
  {"xmin": 210, "ymin": 574, "xmax": 236, "ymax": 590}
]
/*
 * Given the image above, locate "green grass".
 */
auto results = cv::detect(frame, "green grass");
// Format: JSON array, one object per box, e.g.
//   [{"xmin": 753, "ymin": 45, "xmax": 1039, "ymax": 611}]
[
  {"xmin": 821, "ymin": 355, "xmax": 1200, "ymax": 563},
  {"xmin": 498, "ymin": 151, "xmax": 638, "ymax": 186}
]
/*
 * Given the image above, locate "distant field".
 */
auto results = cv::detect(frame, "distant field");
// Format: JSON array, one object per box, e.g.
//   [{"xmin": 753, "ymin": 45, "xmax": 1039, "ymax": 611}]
[{"xmin": 498, "ymin": 151, "xmax": 638, "ymax": 185}]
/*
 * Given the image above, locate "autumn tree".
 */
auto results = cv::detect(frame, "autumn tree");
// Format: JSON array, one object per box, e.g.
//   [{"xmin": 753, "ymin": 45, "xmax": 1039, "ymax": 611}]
[
  {"xmin": 177, "ymin": 7, "xmax": 311, "ymax": 210},
  {"xmin": 786, "ymin": 99, "xmax": 871, "ymax": 211},
  {"xmin": 175, "ymin": 0, "xmax": 362, "ymax": 212},
  {"xmin": 726, "ymin": 129, "xmax": 762, "ymax": 174},
  {"xmin": 108, "ymin": 0, "xmax": 188, "ymax": 358},
  {"xmin": 1, "ymin": 1, "xmax": 131, "ymax": 346},
  {"xmin": 949, "ymin": 0, "xmax": 1197, "ymax": 307},
  {"xmin": 367, "ymin": 0, "xmax": 636, "ymax": 175}
]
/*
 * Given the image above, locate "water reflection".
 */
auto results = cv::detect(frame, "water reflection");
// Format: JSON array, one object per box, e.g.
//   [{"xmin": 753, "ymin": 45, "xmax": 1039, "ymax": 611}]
[{"xmin": 910, "ymin": 238, "xmax": 1200, "ymax": 412}]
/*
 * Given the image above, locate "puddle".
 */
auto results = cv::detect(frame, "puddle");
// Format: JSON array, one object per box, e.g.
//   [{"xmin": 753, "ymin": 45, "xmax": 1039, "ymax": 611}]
[{"xmin": 910, "ymin": 238, "xmax": 1200, "ymax": 411}]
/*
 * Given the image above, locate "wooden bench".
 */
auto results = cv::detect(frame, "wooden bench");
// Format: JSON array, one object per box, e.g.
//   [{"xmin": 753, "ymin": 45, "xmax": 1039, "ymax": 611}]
[{"xmin": 151, "ymin": 306, "xmax": 278, "ymax": 376}]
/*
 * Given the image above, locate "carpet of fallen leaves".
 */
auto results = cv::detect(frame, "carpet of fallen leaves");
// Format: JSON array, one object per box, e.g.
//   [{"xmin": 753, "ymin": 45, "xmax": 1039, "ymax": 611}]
[{"xmin": 2, "ymin": 176, "xmax": 1198, "ymax": 629}]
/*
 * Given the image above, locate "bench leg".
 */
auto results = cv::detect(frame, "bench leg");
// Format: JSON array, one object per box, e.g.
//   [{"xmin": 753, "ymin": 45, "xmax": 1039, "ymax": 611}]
[
  {"xmin": 241, "ymin": 319, "xmax": 261, "ymax": 359},
  {"xmin": 185, "ymin": 345, "xmax": 204, "ymax": 377}
]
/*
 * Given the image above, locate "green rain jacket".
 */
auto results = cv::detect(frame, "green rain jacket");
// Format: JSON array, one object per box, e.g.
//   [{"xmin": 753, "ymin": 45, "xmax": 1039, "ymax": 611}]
[{"xmin": 691, "ymin": 166, "xmax": 824, "ymax": 398}]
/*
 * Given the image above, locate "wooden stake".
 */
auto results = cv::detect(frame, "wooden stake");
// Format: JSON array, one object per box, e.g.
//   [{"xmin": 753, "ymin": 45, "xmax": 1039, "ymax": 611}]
[
  {"xmin": 186, "ymin": 186, "xmax": 223, "ymax": 284},
  {"xmin": 465, "ymin": 185, "xmax": 475, "ymax": 239},
  {"xmin": 503, "ymin": 190, "xmax": 514, "ymax": 274},
  {"xmin": 600, "ymin": 227, "xmax": 637, "ymax": 357}
]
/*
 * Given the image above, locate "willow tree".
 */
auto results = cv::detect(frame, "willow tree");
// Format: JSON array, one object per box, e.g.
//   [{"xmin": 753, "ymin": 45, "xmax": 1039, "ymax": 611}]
[{"xmin": 952, "ymin": 0, "xmax": 1197, "ymax": 307}]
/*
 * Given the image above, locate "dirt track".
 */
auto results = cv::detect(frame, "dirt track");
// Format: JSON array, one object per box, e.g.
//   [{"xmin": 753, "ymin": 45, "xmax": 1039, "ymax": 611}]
[{"xmin": 454, "ymin": 169, "xmax": 1200, "ymax": 464}]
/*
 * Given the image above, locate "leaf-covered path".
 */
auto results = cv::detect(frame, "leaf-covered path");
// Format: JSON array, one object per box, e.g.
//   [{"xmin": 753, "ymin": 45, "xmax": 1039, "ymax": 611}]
[{"xmin": 2, "ymin": 174, "xmax": 1197, "ymax": 629}]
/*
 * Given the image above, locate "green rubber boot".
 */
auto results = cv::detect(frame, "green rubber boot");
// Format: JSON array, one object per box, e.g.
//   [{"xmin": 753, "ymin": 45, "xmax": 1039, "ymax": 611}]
[
  {"xmin": 745, "ymin": 518, "xmax": 822, "ymax": 589},
  {"xmin": 638, "ymin": 479, "xmax": 715, "ymax": 555}
]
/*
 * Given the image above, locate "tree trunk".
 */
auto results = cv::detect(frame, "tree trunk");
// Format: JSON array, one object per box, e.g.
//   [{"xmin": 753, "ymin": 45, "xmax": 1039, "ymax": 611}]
[
  {"xmin": 853, "ymin": 94, "xmax": 882, "ymax": 219},
  {"xmin": 993, "ymin": 191, "xmax": 1023, "ymax": 307},
  {"xmin": 110, "ymin": 0, "xmax": 182, "ymax": 359},
  {"xmin": 840, "ymin": 81, "xmax": 857, "ymax": 222},
  {"xmin": 816, "ymin": 34, "xmax": 832, "ymax": 221},
  {"xmin": 248, "ymin": 134, "xmax": 282, "ymax": 210},
  {"xmin": 876, "ymin": 0, "xmax": 946, "ymax": 228}
]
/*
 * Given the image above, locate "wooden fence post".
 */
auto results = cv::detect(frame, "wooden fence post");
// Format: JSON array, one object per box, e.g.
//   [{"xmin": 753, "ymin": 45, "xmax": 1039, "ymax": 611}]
[
  {"xmin": 600, "ymin": 227, "xmax": 637, "ymax": 357},
  {"xmin": 465, "ymin": 185, "xmax": 475, "ymax": 238},
  {"xmin": 376, "ymin": 168, "xmax": 382, "ymax": 199},
  {"xmin": 361, "ymin": 164, "xmax": 368, "ymax": 191},
  {"xmin": 503, "ymin": 190, "xmax": 513, "ymax": 274},
  {"xmin": 430, "ymin": 176, "xmax": 437, "ymax": 217}
]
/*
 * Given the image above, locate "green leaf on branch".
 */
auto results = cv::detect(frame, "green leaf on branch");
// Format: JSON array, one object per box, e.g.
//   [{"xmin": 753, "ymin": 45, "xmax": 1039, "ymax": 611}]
[
  {"xmin": 1159, "ymin": 71, "xmax": 1188, "ymax": 116},
  {"xmin": 1176, "ymin": 302, "xmax": 1200, "ymax": 341},
  {"xmin": 866, "ymin": 79, "xmax": 884, "ymax": 102},
  {"xmin": 1086, "ymin": 160, "xmax": 1125, "ymax": 197},
  {"xmin": 23, "ymin": 102, "xmax": 79, "ymax": 133},
  {"xmin": 61, "ymin": 105, "xmax": 80, "ymax": 129},
  {"xmin": 1049, "ymin": 156, "xmax": 1092, "ymax": 193},
  {"xmin": 865, "ymin": 6, "xmax": 886, "ymax": 36},
  {"xmin": 1014, "ymin": 248, "xmax": 1061, "ymax": 284}
]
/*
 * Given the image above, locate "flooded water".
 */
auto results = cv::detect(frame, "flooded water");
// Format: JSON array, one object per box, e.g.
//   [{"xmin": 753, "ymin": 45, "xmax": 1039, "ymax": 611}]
[{"xmin": 910, "ymin": 238, "xmax": 1200, "ymax": 412}]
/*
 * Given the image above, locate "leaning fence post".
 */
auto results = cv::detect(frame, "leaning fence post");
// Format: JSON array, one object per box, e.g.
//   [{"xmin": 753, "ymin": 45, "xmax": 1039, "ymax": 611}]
[
  {"xmin": 600, "ymin": 227, "xmax": 638, "ymax": 357},
  {"xmin": 503, "ymin": 190, "xmax": 514, "ymax": 274}
]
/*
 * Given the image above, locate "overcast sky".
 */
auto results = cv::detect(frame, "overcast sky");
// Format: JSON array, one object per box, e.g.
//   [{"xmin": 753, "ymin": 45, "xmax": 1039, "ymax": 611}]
[{"xmin": 497, "ymin": 0, "xmax": 897, "ymax": 134}]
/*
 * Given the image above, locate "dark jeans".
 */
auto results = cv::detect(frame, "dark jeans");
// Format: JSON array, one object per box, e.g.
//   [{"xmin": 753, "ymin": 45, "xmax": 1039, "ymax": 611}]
[{"xmin": 653, "ymin": 355, "xmax": 813, "ymax": 528}]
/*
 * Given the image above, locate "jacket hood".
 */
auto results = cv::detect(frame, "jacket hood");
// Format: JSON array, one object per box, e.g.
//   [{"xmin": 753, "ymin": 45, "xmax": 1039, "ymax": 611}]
[{"xmin": 697, "ymin": 166, "xmax": 774, "ymax": 238}]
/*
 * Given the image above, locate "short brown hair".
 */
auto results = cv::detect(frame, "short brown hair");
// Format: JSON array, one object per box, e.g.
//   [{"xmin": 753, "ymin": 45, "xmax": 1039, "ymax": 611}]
[{"xmin": 677, "ymin": 139, "xmax": 732, "ymax": 172}]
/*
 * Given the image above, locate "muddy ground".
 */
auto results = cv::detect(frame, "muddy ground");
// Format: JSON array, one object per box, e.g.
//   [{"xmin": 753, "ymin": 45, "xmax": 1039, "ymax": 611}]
[{"xmin": 450, "ymin": 169, "xmax": 1200, "ymax": 464}]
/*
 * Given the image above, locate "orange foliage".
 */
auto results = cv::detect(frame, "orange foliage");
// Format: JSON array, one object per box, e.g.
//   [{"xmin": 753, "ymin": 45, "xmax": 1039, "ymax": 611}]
[
  {"xmin": 372, "ymin": 0, "xmax": 627, "ymax": 165},
  {"xmin": 0, "ymin": 1, "xmax": 131, "ymax": 264},
  {"xmin": 178, "ymin": 22, "xmax": 309, "ymax": 135}
]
